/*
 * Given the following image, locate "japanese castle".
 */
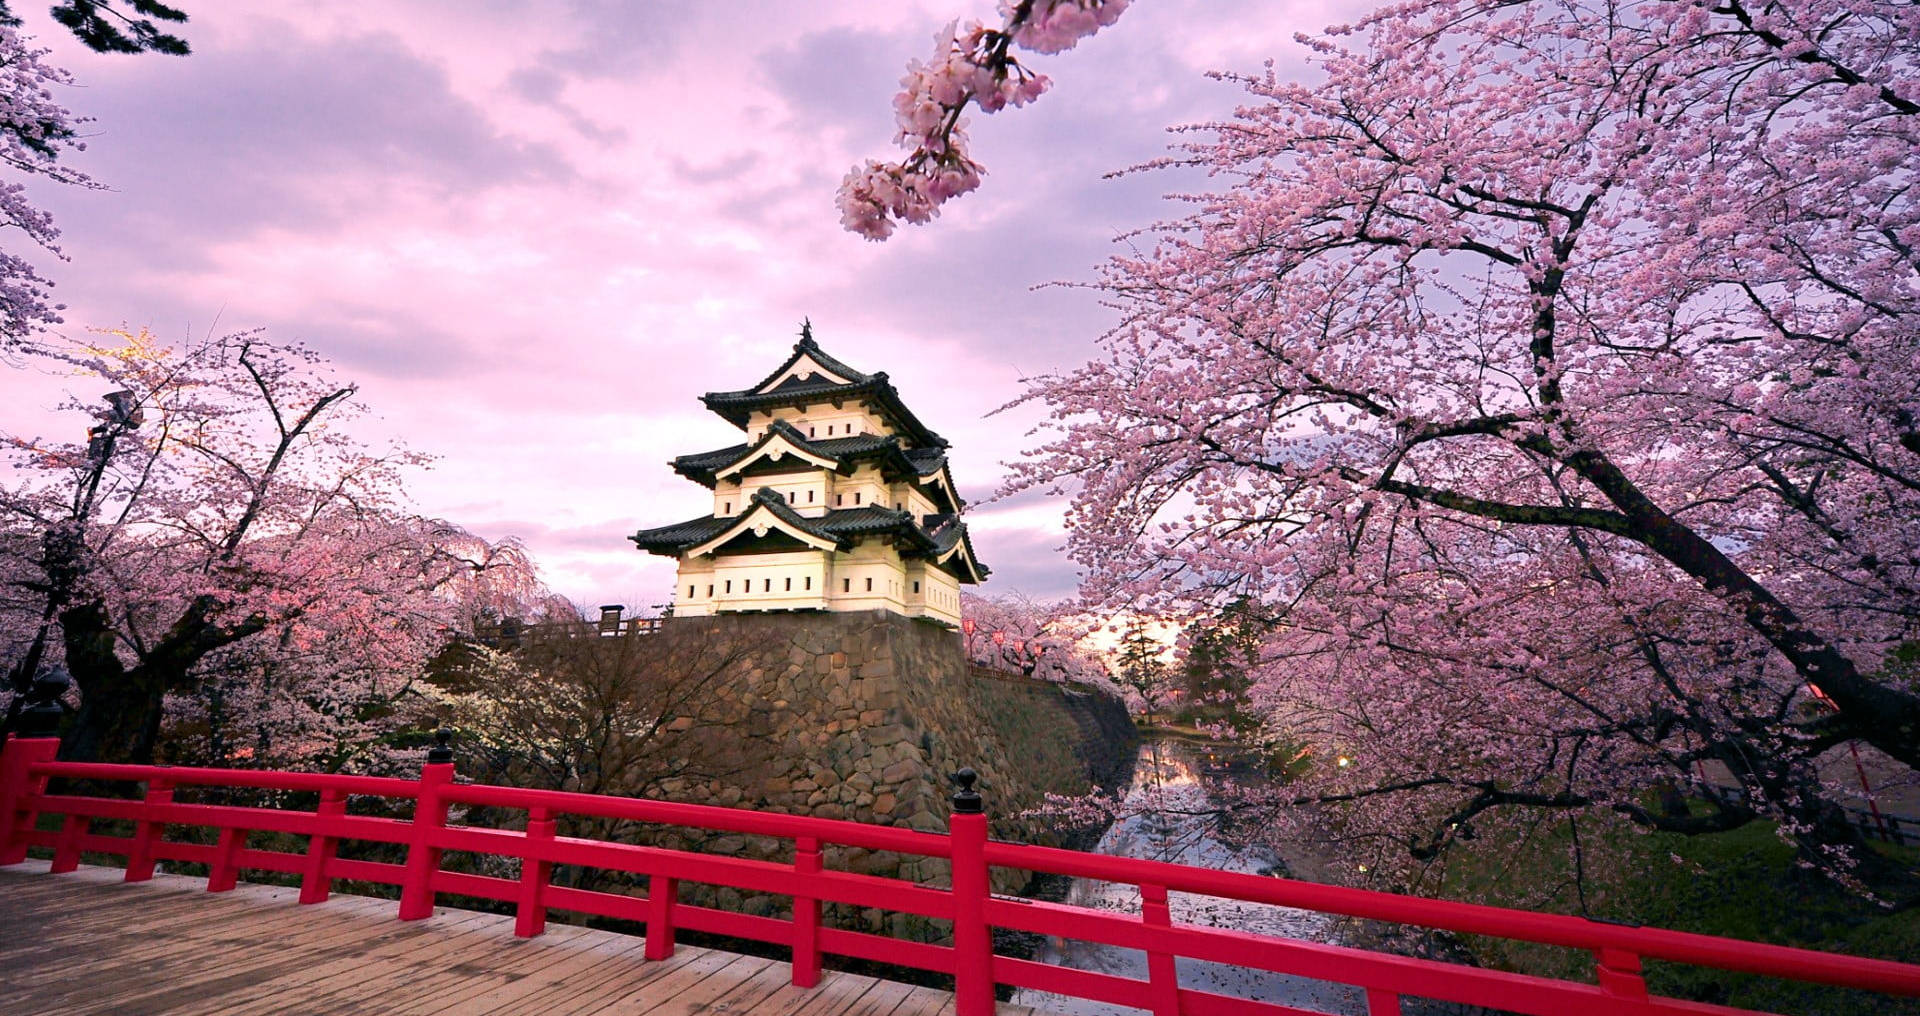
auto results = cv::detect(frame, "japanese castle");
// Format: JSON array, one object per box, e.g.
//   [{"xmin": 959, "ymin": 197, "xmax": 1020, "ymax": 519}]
[{"xmin": 630, "ymin": 326, "xmax": 988, "ymax": 626}]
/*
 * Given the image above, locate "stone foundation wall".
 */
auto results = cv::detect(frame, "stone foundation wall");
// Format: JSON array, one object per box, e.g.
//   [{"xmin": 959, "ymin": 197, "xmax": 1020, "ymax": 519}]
[{"xmin": 641, "ymin": 610, "xmax": 1135, "ymax": 935}]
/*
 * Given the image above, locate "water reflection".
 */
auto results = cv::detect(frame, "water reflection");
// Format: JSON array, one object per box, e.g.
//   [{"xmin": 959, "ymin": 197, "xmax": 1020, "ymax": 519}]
[{"xmin": 1011, "ymin": 740, "xmax": 1363, "ymax": 1016}]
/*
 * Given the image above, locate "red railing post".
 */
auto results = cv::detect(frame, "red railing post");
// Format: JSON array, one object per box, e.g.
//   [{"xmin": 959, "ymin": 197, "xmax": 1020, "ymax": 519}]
[
  {"xmin": 1140, "ymin": 883, "xmax": 1183, "ymax": 1016},
  {"xmin": 515, "ymin": 806, "xmax": 555, "ymax": 937},
  {"xmin": 792, "ymin": 835, "xmax": 823, "ymax": 987},
  {"xmin": 207, "ymin": 825, "xmax": 245, "ymax": 891},
  {"xmin": 0, "ymin": 735, "xmax": 61, "ymax": 866},
  {"xmin": 49, "ymin": 812, "xmax": 88, "ymax": 873},
  {"xmin": 125, "ymin": 774, "xmax": 173, "ymax": 882},
  {"xmin": 949, "ymin": 768, "xmax": 993, "ymax": 1016},
  {"xmin": 398, "ymin": 728, "xmax": 457, "ymax": 921},
  {"xmin": 644, "ymin": 873, "xmax": 679, "ymax": 960},
  {"xmin": 1597, "ymin": 946, "xmax": 1651, "ymax": 1002},
  {"xmin": 299, "ymin": 788, "xmax": 346, "ymax": 904}
]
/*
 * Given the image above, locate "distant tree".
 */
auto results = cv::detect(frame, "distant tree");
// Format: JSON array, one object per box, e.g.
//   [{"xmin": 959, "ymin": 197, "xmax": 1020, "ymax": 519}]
[
  {"xmin": 1113, "ymin": 617, "xmax": 1175, "ymax": 723},
  {"xmin": 960, "ymin": 589, "xmax": 1113, "ymax": 689},
  {"xmin": 0, "ymin": 329, "xmax": 541, "ymax": 767},
  {"xmin": 425, "ymin": 625, "xmax": 763, "ymax": 804},
  {"xmin": 1176, "ymin": 597, "xmax": 1259, "ymax": 730}
]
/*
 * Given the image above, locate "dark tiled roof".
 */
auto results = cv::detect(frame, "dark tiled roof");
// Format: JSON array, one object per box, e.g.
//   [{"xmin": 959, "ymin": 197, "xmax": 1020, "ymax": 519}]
[
  {"xmin": 924, "ymin": 513, "xmax": 989, "ymax": 580},
  {"xmin": 631, "ymin": 487, "xmax": 986, "ymax": 578},
  {"xmin": 629, "ymin": 514, "xmax": 732, "ymax": 554},
  {"xmin": 904, "ymin": 447, "xmax": 947, "ymax": 475},
  {"xmin": 742, "ymin": 332, "xmax": 873, "ymax": 395},
  {"xmin": 671, "ymin": 420, "xmax": 933, "ymax": 489},
  {"xmin": 702, "ymin": 374, "xmax": 948, "ymax": 450}
]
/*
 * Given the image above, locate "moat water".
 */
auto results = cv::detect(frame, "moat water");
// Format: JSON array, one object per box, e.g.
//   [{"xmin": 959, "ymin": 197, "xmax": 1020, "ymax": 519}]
[{"xmin": 1010, "ymin": 739, "xmax": 1364, "ymax": 1016}]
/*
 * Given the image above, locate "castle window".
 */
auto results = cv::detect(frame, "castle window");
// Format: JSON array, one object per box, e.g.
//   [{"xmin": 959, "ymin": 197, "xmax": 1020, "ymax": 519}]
[
  {"xmin": 785, "ymin": 577, "xmax": 792, "ymax": 591},
  {"xmin": 764, "ymin": 578, "xmax": 772, "ymax": 592},
  {"xmin": 724, "ymin": 501, "xmax": 732, "ymax": 513},
  {"xmin": 836, "ymin": 494, "xmax": 843, "ymax": 506},
  {"xmin": 807, "ymin": 490, "xmax": 815, "ymax": 503},
  {"xmin": 805, "ymin": 576, "xmax": 811, "ymax": 590},
  {"xmin": 725, "ymin": 580, "xmax": 732, "ymax": 593},
  {"xmin": 854, "ymin": 492, "xmax": 862, "ymax": 505},
  {"xmin": 842, "ymin": 578, "xmax": 850, "ymax": 592},
  {"xmin": 787, "ymin": 491, "xmax": 795, "ymax": 503},
  {"xmin": 913, "ymin": 581, "xmax": 920, "ymax": 594},
  {"xmin": 688, "ymin": 585, "xmax": 695, "ymax": 598},
  {"xmin": 706, "ymin": 585, "xmax": 713, "ymax": 597},
  {"xmin": 809, "ymin": 426, "xmax": 816, "ymax": 437},
  {"xmin": 865, "ymin": 578, "xmax": 873, "ymax": 592}
]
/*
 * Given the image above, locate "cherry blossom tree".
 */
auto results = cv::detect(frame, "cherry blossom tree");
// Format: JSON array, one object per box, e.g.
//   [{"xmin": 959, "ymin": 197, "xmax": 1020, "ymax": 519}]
[
  {"xmin": 838, "ymin": 0, "xmax": 1127, "ymax": 240},
  {"xmin": 0, "ymin": 4, "xmax": 189, "ymax": 349},
  {"xmin": 979, "ymin": 0, "xmax": 1919, "ymax": 872},
  {"xmin": 961, "ymin": 589, "xmax": 1115, "ymax": 689},
  {"xmin": 0, "ymin": 328, "xmax": 544, "ymax": 768},
  {"xmin": 0, "ymin": 24, "xmax": 99, "ymax": 346}
]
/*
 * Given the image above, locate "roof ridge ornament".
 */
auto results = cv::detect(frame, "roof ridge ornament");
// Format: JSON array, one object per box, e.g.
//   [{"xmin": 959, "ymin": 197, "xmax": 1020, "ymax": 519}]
[{"xmin": 798, "ymin": 318, "xmax": 815, "ymax": 349}]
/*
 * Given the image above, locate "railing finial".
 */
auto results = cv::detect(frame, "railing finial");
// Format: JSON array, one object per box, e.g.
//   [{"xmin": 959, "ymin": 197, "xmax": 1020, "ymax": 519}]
[
  {"xmin": 950, "ymin": 767, "xmax": 982, "ymax": 814},
  {"xmin": 426, "ymin": 726, "xmax": 455, "ymax": 766},
  {"xmin": 19, "ymin": 666, "xmax": 71, "ymax": 739}
]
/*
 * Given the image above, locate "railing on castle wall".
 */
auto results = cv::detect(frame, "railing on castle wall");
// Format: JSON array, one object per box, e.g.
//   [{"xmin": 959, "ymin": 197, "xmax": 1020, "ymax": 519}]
[
  {"xmin": 467, "ymin": 604, "xmax": 666, "ymax": 647},
  {"xmin": 4, "ymin": 724, "xmax": 1920, "ymax": 1016}
]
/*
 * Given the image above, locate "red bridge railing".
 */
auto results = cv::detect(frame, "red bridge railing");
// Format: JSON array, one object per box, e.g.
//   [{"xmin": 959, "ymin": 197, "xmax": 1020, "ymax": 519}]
[{"xmin": 4, "ymin": 731, "xmax": 1918, "ymax": 1016}]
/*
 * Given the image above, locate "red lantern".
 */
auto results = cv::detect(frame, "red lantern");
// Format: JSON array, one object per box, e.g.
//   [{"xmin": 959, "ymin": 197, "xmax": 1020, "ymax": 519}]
[
  {"xmin": 991, "ymin": 631, "xmax": 1006, "ymax": 646},
  {"xmin": 962, "ymin": 618, "xmax": 976, "ymax": 636}
]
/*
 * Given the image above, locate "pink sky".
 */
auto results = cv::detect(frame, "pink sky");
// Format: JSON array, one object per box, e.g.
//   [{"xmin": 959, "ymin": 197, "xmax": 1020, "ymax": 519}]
[{"xmin": 0, "ymin": 0, "xmax": 1357, "ymax": 610}]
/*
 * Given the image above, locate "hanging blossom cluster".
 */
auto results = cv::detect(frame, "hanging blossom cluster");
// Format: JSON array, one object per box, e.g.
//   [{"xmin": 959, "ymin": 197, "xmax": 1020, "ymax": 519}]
[
  {"xmin": 0, "ymin": 23, "xmax": 97, "ymax": 347},
  {"xmin": 837, "ymin": 0, "xmax": 1127, "ymax": 240}
]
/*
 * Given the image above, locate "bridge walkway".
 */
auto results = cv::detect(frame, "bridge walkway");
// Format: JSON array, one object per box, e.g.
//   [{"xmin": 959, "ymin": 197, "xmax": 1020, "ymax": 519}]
[{"xmin": 0, "ymin": 862, "xmax": 1040, "ymax": 1016}]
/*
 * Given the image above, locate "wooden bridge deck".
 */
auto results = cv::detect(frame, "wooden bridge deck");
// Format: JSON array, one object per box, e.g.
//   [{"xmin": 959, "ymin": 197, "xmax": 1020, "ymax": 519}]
[{"xmin": 0, "ymin": 862, "xmax": 1047, "ymax": 1016}]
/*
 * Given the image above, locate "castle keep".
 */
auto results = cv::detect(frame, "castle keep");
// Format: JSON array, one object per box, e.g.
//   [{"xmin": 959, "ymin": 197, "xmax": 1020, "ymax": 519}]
[{"xmin": 630, "ymin": 327, "xmax": 988, "ymax": 625}]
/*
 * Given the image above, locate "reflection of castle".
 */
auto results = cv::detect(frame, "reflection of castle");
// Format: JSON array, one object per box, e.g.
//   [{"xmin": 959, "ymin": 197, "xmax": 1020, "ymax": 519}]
[{"xmin": 630, "ymin": 326, "xmax": 988, "ymax": 626}]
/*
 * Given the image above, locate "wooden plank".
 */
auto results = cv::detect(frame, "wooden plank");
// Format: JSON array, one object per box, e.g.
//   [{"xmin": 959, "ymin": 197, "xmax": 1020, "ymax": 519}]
[
  {"xmin": 387, "ymin": 924, "xmax": 654, "ymax": 1016},
  {"xmin": 838, "ymin": 974, "xmax": 920, "ymax": 1016},
  {"xmin": 569, "ymin": 946, "xmax": 763, "ymax": 1016},
  {"xmin": 457, "ymin": 934, "xmax": 718, "ymax": 1016},
  {"xmin": 39, "ymin": 908, "xmax": 491, "ymax": 1015},
  {"xmin": 890, "ymin": 985, "xmax": 959, "ymax": 1016},
  {"xmin": 0, "ymin": 883, "xmax": 422, "ymax": 1010},
  {"xmin": 729, "ymin": 966, "xmax": 877, "ymax": 1016},
  {"xmin": 182, "ymin": 909, "xmax": 532, "ymax": 1016},
  {"xmin": 0, "ymin": 864, "xmax": 981, "ymax": 1016},
  {"xmin": 116, "ymin": 909, "xmax": 512, "ymax": 1016}
]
